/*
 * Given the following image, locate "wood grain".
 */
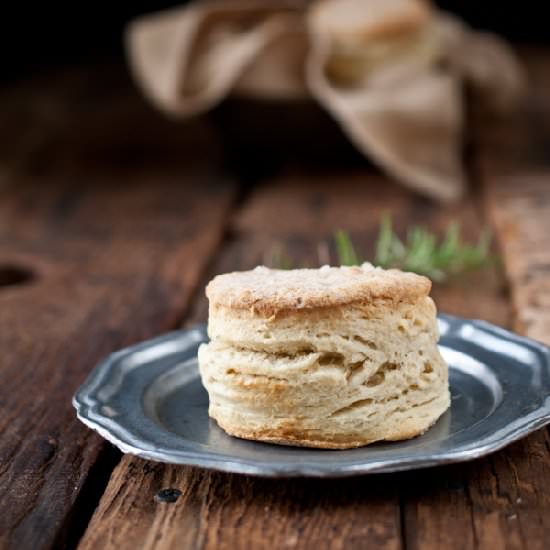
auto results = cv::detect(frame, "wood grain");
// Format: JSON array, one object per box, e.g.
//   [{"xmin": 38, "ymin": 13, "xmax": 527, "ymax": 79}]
[
  {"xmin": 478, "ymin": 49, "xmax": 550, "ymax": 343},
  {"xmin": 79, "ymin": 458, "xmax": 403, "ymax": 550},
  {"xmin": 0, "ymin": 67, "xmax": 235, "ymax": 550},
  {"xmin": 400, "ymin": 47, "xmax": 550, "ymax": 550},
  {"xmin": 79, "ymin": 172, "xmax": 505, "ymax": 550}
]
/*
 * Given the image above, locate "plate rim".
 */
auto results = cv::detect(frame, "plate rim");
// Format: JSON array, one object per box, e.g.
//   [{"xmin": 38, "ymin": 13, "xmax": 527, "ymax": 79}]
[{"xmin": 73, "ymin": 314, "xmax": 550, "ymax": 477}]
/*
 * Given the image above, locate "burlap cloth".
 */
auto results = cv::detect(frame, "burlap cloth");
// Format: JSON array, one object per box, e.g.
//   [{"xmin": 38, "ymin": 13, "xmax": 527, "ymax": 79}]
[{"xmin": 126, "ymin": 0, "xmax": 525, "ymax": 202}]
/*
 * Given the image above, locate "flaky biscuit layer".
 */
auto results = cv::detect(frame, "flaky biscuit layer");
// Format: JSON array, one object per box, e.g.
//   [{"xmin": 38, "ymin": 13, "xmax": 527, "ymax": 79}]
[{"xmin": 200, "ymin": 272, "xmax": 450, "ymax": 449}]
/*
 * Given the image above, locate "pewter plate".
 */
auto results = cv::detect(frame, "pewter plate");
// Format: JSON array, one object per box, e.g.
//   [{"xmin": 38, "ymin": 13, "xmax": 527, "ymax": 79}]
[{"xmin": 73, "ymin": 315, "xmax": 550, "ymax": 477}]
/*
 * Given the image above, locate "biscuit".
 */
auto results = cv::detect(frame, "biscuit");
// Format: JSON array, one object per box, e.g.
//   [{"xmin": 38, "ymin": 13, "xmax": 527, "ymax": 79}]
[
  {"xmin": 310, "ymin": 0, "xmax": 432, "ymax": 45},
  {"xmin": 198, "ymin": 264, "xmax": 450, "ymax": 449},
  {"xmin": 308, "ymin": 0, "xmax": 440, "ymax": 85}
]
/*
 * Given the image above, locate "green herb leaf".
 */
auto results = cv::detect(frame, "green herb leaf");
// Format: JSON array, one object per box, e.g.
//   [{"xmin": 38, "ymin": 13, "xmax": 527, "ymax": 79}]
[
  {"xmin": 335, "ymin": 229, "xmax": 361, "ymax": 266},
  {"xmin": 267, "ymin": 215, "xmax": 496, "ymax": 282},
  {"xmin": 373, "ymin": 215, "xmax": 495, "ymax": 281},
  {"xmin": 374, "ymin": 214, "xmax": 392, "ymax": 266}
]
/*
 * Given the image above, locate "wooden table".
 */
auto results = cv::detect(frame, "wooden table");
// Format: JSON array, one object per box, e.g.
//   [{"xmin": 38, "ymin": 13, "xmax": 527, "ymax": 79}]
[{"xmin": 1, "ymin": 49, "xmax": 550, "ymax": 550}]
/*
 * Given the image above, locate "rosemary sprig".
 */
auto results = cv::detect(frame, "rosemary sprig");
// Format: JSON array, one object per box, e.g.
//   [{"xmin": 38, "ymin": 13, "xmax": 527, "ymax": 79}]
[
  {"xmin": 334, "ymin": 230, "xmax": 361, "ymax": 266},
  {"xmin": 370, "ymin": 214, "xmax": 495, "ymax": 282},
  {"xmin": 268, "ymin": 215, "xmax": 495, "ymax": 282}
]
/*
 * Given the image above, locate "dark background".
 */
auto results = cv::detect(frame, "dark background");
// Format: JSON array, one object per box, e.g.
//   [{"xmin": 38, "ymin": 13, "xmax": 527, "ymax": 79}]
[{"xmin": 2, "ymin": 1, "xmax": 547, "ymax": 82}]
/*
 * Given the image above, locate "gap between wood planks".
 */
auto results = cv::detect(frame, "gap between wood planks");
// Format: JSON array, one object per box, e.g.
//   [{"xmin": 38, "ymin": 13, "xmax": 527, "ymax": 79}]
[
  {"xmin": 56, "ymin": 181, "xmax": 257, "ymax": 550},
  {"xmin": 53, "ymin": 443, "xmax": 121, "ymax": 550}
]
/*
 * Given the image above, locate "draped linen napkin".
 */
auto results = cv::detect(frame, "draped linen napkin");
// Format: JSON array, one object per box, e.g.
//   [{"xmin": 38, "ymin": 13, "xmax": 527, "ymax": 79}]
[{"xmin": 126, "ymin": 0, "xmax": 524, "ymax": 202}]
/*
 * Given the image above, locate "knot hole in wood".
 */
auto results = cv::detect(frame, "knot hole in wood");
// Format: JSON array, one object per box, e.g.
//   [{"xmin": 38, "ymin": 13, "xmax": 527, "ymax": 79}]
[{"xmin": 0, "ymin": 264, "xmax": 36, "ymax": 288}]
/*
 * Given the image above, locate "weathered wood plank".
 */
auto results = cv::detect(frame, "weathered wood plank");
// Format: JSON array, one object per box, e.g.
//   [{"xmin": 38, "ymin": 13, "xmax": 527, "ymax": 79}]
[
  {"xmin": 0, "ymin": 67, "xmax": 235, "ymax": 550},
  {"xmin": 401, "ymin": 47, "xmax": 550, "ymax": 550},
  {"xmin": 401, "ymin": 428, "xmax": 550, "ymax": 550},
  {"xmin": 79, "ymin": 457, "xmax": 403, "ymax": 550},
  {"xmin": 478, "ymin": 49, "xmax": 550, "ymax": 342},
  {"xmin": 79, "ymin": 172, "xmax": 503, "ymax": 550},
  {"xmin": 476, "ymin": 48, "xmax": 550, "ymax": 549}
]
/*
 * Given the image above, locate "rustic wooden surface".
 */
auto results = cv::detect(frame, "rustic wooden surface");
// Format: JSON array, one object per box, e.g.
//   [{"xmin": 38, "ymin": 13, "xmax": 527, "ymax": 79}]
[
  {"xmin": 479, "ymin": 50, "xmax": 550, "ymax": 343},
  {"xmin": 2, "ymin": 50, "xmax": 550, "ymax": 550},
  {"xmin": 0, "ymin": 67, "xmax": 236, "ymax": 550}
]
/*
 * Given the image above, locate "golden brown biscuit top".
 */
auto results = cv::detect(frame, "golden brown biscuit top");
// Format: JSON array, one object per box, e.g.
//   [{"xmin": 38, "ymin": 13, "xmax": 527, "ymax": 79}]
[{"xmin": 206, "ymin": 263, "xmax": 431, "ymax": 315}]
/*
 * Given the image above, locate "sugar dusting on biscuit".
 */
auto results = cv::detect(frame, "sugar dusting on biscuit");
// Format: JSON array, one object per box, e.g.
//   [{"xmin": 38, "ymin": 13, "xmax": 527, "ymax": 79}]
[{"xmin": 206, "ymin": 263, "xmax": 431, "ymax": 315}]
